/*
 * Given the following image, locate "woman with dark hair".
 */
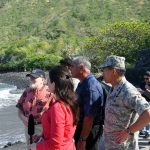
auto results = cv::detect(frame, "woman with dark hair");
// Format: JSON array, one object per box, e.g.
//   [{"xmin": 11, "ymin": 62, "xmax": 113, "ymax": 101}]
[{"xmin": 30, "ymin": 66, "xmax": 79, "ymax": 150}]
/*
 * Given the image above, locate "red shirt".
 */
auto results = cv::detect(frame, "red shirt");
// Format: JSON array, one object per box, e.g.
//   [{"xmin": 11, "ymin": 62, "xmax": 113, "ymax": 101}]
[
  {"xmin": 36, "ymin": 101, "xmax": 76, "ymax": 150},
  {"xmin": 16, "ymin": 85, "xmax": 54, "ymax": 124}
]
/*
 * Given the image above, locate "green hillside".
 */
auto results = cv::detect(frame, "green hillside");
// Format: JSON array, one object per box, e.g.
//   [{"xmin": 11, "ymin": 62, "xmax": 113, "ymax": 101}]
[{"xmin": 0, "ymin": 0, "xmax": 149, "ymax": 71}]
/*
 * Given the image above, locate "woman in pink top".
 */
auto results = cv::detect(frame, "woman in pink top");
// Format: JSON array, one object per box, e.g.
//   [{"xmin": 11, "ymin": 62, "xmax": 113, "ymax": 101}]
[{"xmin": 30, "ymin": 66, "xmax": 79, "ymax": 150}]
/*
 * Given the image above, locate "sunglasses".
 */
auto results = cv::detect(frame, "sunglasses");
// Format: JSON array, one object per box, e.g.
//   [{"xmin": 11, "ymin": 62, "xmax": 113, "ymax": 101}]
[{"xmin": 144, "ymin": 77, "xmax": 149, "ymax": 80}]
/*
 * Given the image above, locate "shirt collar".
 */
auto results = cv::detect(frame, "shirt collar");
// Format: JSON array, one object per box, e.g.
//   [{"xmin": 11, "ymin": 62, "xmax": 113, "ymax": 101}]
[
  {"xmin": 79, "ymin": 74, "xmax": 93, "ymax": 84},
  {"xmin": 113, "ymin": 76, "xmax": 126, "ymax": 90},
  {"xmin": 110, "ymin": 77, "xmax": 126, "ymax": 97}
]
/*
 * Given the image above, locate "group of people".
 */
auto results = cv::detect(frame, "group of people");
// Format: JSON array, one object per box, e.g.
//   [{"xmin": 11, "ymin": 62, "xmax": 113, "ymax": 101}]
[{"xmin": 16, "ymin": 55, "xmax": 150, "ymax": 150}]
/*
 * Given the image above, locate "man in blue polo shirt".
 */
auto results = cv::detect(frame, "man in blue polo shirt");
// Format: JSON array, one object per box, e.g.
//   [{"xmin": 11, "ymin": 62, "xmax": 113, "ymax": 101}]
[{"xmin": 70, "ymin": 56, "xmax": 103, "ymax": 150}]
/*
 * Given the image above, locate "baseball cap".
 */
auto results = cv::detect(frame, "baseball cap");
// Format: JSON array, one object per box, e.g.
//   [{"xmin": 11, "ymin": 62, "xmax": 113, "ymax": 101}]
[{"xmin": 26, "ymin": 69, "xmax": 45, "ymax": 78}]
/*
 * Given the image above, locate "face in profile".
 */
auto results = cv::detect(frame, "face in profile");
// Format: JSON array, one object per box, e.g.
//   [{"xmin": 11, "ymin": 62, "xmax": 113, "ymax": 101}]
[
  {"xmin": 103, "ymin": 67, "xmax": 114, "ymax": 84},
  {"xmin": 29, "ymin": 76, "xmax": 44, "ymax": 89},
  {"xmin": 70, "ymin": 64, "xmax": 82, "ymax": 79},
  {"xmin": 144, "ymin": 75, "xmax": 150, "ymax": 84}
]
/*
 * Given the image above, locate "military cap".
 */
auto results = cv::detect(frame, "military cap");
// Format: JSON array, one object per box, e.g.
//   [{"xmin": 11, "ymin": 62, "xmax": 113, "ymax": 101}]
[{"xmin": 100, "ymin": 55, "xmax": 125, "ymax": 70}]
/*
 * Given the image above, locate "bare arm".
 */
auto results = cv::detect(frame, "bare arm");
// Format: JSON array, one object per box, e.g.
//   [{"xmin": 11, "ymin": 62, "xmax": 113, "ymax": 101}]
[
  {"xmin": 80, "ymin": 116, "xmax": 94, "ymax": 139},
  {"xmin": 17, "ymin": 109, "xmax": 28, "ymax": 127},
  {"xmin": 129, "ymin": 109, "xmax": 150, "ymax": 133},
  {"xmin": 77, "ymin": 116, "xmax": 93, "ymax": 150},
  {"xmin": 115, "ymin": 109, "xmax": 150, "ymax": 143}
]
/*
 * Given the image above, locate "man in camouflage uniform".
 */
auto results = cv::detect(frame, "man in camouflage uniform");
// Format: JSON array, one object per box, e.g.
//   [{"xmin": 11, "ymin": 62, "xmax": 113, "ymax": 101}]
[{"xmin": 100, "ymin": 55, "xmax": 150, "ymax": 150}]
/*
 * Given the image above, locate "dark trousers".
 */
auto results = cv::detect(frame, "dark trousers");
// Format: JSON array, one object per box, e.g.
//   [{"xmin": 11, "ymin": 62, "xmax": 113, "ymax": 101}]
[{"xmin": 74, "ymin": 124, "xmax": 103, "ymax": 150}]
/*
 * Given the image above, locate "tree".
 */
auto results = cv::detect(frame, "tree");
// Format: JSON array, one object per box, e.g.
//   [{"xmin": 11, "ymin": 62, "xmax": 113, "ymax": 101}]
[{"xmin": 82, "ymin": 21, "xmax": 150, "ymax": 72}]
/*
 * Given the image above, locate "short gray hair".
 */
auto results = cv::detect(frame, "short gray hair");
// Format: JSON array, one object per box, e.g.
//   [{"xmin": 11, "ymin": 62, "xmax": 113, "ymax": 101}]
[{"xmin": 72, "ymin": 56, "xmax": 91, "ymax": 70}]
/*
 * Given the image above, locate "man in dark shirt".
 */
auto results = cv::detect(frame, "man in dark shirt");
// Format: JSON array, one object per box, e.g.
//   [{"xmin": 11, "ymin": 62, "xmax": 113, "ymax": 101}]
[
  {"xmin": 140, "ymin": 71, "xmax": 150, "ymax": 102},
  {"xmin": 139, "ymin": 71, "xmax": 150, "ymax": 139},
  {"xmin": 70, "ymin": 56, "xmax": 103, "ymax": 150}
]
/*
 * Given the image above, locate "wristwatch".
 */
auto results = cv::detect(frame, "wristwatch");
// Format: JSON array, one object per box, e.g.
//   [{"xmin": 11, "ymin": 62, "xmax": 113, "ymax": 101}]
[
  {"xmin": 79, "ymin": 137, "xmax": 87, "ymax": 142},
  {"xmin": 126, "ymin": 127, "xmax": 134, "ymax": 135}
]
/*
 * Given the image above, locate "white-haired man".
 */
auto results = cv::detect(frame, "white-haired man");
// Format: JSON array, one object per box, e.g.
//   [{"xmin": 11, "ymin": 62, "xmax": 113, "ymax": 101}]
[{"xmin": 16, "ymin": 69, "xmax": 54, "ymax": 149}]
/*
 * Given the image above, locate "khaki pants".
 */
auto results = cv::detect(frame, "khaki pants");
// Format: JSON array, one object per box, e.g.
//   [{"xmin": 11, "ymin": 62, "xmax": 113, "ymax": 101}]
[{"xmin": 25, "ymin": 124, "xmax": 42, "ymax": 150}]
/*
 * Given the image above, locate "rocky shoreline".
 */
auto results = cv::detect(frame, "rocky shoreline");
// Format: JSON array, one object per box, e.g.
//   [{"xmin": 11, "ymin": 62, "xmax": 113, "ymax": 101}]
[
  {"xmin": 0, "ymin": 71, "xmax": 49, "ymax": 90},
  {"xmin": 0, "ymin": 72, "xmax": 29, "ymax": 150},
  {"xmin": 0, "ymin": 72, "xmax": 30, "ymax": 89},
  {"xmin": 1, "ymin": 141, "xmax": 26, "ymax": 150}
]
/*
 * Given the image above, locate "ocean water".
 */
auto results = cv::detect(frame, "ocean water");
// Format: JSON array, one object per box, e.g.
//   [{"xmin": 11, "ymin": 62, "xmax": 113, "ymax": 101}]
[{"xmin": 0, "ymin": 83, "xmax": 26, "ymax": 148}]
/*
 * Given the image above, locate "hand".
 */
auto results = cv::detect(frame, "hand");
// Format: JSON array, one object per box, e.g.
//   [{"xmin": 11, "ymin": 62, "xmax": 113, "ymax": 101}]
[
  {"xmin": 113, "ymin": 129, "xmax": 129, "ymax": 143},
  {"xmin": 77, "ymin": 141, "xmax": 86, "ymax": 150},
  {"xmin": 32, "ymin": 134, "xmax": 43, "ymax": 143},
  {"xmin": 29, "ymin": 143, "xmax": 36, "ymax": 150}
]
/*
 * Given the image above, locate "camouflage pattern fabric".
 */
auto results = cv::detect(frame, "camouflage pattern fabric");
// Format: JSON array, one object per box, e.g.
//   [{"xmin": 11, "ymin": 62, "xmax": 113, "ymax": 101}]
[
  {"xmin": 104, "ymin": 77, "xmax": 150, "ymax": 150},
  {"xmin": 100, "ymin": 55, "xmax": 125, "ymax": 70}
]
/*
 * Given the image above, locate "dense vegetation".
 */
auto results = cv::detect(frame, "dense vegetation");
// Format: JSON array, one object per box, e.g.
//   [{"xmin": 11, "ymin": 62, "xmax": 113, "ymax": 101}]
[
  {"xmin": 0, "ymin": 0, "xmax": 149, "ymax": 71},
  {"xmin": 82, "ymin": 21, "xmax": 150, "ymax": 71}
]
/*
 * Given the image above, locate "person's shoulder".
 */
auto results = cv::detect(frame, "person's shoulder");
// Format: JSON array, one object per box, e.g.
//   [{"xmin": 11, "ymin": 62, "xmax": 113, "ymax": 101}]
[
  {"xmin": 123, "ymin": 80, "xmax": 142, "ymax": 98},
  {"xmin": 85, "ymin": 75, "xmax": 103, "ymax": 91},
  {"xmin": 79, "ymin": 74, "xmax": 100, "ymax": 91},
  {"xmin": 52, "ymin": 100, "xmax": 65, "ymax": 108},
  {"xmin": 87, "ymin": 74, "xmax": 100, "ymax": 84},
  {"xmin": 124, "ymin": 80, "xmax": 138, "ymax": 92},
  {"xmin": 51, "ymin": 100, "xmax": 68, "ymax": 113}
]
